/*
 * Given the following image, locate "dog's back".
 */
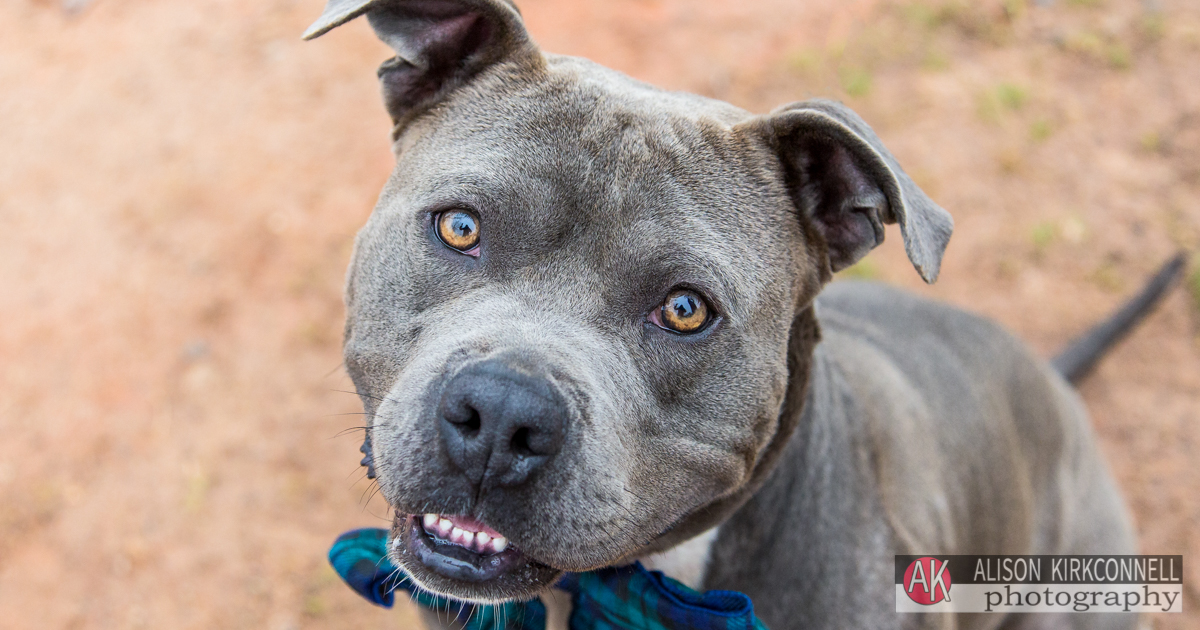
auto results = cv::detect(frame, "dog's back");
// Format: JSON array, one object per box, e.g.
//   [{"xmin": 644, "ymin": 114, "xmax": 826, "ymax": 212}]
[{"xmin": 818, "ymin": 281, "xmax": 1137, "ymax": 559}]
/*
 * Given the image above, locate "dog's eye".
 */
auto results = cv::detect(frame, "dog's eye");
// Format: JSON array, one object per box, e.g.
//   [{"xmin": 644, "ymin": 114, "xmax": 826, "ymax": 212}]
[
  {"xmin": 435, "ymin": 210, "xmax": 480, "ymax": 253},
  {"xmin": 657, "ymin": 289, "xmax": 711, "ymax": 334}
]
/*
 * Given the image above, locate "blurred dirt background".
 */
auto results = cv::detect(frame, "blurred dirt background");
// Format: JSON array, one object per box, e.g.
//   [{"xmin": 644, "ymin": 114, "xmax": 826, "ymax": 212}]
[{"xmin": 1, "ymin": 0, "xmax": 1198, "ymax": 628}]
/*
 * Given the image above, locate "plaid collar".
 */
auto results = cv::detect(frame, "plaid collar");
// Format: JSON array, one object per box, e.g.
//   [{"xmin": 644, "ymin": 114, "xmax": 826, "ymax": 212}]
[{"xmin": 329, "ymin": 528, "xmax": 770, "ymax": 630}]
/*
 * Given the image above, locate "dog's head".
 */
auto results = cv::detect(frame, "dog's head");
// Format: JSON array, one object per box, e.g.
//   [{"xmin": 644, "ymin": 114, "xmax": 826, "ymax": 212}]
[{"xmin": 306, "ymin": 0, "xmax": 951, "ymax": 603}]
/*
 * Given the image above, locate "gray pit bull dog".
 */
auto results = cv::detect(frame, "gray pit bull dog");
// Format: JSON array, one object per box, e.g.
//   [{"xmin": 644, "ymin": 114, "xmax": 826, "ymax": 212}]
[{"xmin": 304, "ymin": 1, "xmax": 1177, "ymax": 628}]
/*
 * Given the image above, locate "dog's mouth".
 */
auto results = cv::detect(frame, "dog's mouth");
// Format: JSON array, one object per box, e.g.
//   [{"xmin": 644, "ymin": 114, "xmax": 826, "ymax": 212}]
[
  {"xmin": 407, "ymin": 512, "xmax": 520, "ymax": 581},
  {"xmin": 390, "ymin": 511, "xmax": 561, "ymax": 601},
  {"xmin": 421, "ymin": 513, "xmax": 512, "ymax": 555}
]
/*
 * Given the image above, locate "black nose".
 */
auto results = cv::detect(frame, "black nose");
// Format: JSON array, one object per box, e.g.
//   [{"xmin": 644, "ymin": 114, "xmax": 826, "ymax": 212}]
[{"xmin": 438, "ymin": 358, "xmax": 568, "ymax": 488}]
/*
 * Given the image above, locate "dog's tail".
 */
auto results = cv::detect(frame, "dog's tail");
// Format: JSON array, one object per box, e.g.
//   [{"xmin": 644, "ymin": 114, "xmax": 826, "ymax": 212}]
[{"xmin": 1051, "ymin": 251, "xmax": 1189, "ymax": 384}]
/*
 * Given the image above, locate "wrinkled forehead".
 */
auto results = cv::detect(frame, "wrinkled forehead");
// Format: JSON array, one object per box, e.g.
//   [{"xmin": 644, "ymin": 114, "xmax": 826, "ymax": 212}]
[
  {"xmin": 366, "ymin": 70, "xmax": 800, "ymax": 302},
  {"xmin": 396, "ymin": 73, "xmax": 755, "ymax": 214}
]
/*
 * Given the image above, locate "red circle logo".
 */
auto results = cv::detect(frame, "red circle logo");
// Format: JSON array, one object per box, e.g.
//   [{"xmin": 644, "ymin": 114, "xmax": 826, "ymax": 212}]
[{"xmin": 903, "ymin": 557, "xmax": 952, "ymax": 605}]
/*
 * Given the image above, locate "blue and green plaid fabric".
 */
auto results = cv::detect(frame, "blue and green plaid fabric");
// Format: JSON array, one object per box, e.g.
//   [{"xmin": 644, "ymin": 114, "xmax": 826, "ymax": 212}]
[{"xmin": 328, "ymin": 528, "xmax": 770, "ymax": 630}]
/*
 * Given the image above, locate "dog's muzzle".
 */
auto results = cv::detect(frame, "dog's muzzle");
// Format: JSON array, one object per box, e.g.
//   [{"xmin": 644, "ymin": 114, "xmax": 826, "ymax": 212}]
[{"xmin": 386, "ymin": 356, "xmax": 573, "ymax": 595}]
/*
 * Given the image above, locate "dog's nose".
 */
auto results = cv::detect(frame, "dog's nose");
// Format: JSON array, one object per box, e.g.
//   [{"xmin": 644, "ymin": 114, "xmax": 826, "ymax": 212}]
[{"xmin": 438, "ymin": 359, "xmax": 568, "ymax": 488}]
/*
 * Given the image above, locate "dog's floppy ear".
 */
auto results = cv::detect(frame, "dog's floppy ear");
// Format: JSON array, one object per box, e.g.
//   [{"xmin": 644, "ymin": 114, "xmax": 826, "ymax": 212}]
[
  {"xmin": 743, "ymin": 99, "xmax": 953, "ymax": 283},
  {"xmin": 303, "ymin": 0, "xmax": 539, "ymax": 129}
]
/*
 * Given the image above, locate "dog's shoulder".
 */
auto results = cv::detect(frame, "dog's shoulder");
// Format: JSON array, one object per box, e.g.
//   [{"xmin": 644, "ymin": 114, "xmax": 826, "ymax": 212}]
[{"xmin": 809, "ymin": 280, "xmax": 1090, "ymax": 556}]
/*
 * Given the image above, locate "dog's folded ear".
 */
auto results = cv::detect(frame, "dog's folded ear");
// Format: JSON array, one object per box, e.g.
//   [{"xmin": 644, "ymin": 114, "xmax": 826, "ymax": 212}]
[
  {"xmin": 742, "ymin": 99, "xmax": 953, "ymax": 283},
  {"xmin": 304, "ymin": 0, "xmax": 540, "ymax": 129}
]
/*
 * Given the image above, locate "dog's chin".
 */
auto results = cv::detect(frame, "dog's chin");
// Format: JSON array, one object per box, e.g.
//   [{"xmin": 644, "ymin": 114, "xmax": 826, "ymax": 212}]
[{"xmin": 389, "ymin": 512, "xmax": 563, "ymax": 604}]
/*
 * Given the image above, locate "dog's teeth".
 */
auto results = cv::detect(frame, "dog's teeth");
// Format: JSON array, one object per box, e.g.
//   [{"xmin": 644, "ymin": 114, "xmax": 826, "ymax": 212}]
[{"xmin": 419, "ymin": 514, "xmax": 504, "ymax": 553}]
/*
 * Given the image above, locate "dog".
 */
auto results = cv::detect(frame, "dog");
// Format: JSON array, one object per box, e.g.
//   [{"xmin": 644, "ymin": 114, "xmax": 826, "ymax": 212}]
[{"xmin": 303, "ymin": 1, "xmax": 1174, "ymax": 627}]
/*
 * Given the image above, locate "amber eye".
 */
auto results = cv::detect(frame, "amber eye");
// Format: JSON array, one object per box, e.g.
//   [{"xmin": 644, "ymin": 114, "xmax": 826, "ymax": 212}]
[
  {"xmin": 659, "ymin": 289, "xmax": 710, "ymax": 334},
  {"xmin": 435, "ymin": 210, "xmax": 480, "ymax": 253}
]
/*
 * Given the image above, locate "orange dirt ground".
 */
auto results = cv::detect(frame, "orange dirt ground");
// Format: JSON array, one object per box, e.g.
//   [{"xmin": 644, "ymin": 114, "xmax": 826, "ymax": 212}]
[{"xmin": 1, "ymin": 0, "xmax": 1198, "ymax": 628}]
